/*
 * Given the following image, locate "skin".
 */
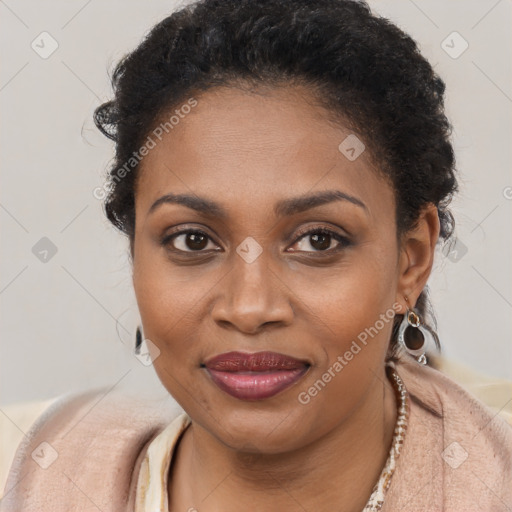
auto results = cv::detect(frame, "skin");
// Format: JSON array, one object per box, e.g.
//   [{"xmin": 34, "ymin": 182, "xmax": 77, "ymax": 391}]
[{"xmin": 131, "ymin": 85, "xmax": 440, "ymax": 512}]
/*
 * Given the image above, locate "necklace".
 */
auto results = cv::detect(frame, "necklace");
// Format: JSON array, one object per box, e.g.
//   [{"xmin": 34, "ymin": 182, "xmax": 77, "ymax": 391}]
[{"xmin": 362, "ymin": 365, "xmax": 409, "ymax": 511}]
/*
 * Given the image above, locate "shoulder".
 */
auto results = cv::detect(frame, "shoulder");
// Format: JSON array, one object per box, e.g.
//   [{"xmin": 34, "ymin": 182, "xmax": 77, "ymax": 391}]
[
  {"xmin": 398, "ymin": 353, "xmax": 510, "ymax": 419},
  {"xmin": 429, "ymin": 353, "xmax": 512, "ymax": 425},
  {"xmin": 395, "ymin": 353, "xmax": 512, "ymax": 450},
  {"xmin": 388, "ymin": 353, "xmax": 512, "ymax": 510},
  {"xmin": 0, "ymin": 396, "xmax": 59, "ymax": 501},
  {"xmin": 0, "ymin": 387, "xmax": 184, "ymax": 512}
]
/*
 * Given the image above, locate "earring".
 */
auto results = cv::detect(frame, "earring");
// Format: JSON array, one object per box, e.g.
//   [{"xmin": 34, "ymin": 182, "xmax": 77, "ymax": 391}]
[
  {"xmin": 398, "ymin": 297, "xmax": 428, "ymax": 365},
  {"xmin": 135, "ymin": 325, "xmax": 143, "ymax": 355}
]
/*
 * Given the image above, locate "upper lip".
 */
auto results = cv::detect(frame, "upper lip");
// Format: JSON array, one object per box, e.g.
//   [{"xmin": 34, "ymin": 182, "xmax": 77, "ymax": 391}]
[{"xmin": 203, "ymin": 351, "xmax": 310, "ymax": 372}]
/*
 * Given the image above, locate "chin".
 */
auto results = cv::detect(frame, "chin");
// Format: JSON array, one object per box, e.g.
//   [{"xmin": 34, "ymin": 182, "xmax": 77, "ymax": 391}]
[{"xmin": 198, "ymin": 400, "xmax": 317, "ymax": 454}]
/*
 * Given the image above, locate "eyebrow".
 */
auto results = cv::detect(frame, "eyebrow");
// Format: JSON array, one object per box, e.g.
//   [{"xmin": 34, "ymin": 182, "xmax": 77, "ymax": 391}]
[{"xmin": 148, "ymin": 190, "xmax": 368, "ymax": 219}]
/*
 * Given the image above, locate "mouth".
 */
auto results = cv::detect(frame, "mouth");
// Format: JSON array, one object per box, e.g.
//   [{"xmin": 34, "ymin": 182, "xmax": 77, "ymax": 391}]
[{"xmin": 202, "ymin": 351, "xmax": 311, "ymax": 401}]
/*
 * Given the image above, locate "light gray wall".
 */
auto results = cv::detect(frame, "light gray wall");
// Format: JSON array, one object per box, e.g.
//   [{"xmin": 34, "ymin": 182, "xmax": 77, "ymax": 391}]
[{"xmin": 1, "ymin": 0, "xmax": 511, "ymax": 406}]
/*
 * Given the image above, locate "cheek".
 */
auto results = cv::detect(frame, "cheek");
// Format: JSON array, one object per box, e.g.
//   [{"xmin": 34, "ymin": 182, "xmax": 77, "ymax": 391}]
[
  {"xmin": 292, "ymin": 284, "xmax": 396, "ymax": 432},
  {"xmin": 134, "ymin": 262, "xmax": 201, "ymax": 352},
  {"xmin": 133, "ymin": 260, "xmax": 208, "ymax": 410},
  {"xmin": 132, "ymin": 246, "xmax": 224, "ymax": 397},
  {"xmin": 289, "ymin": 247, "xmax": 397, "ymax": 401},
  {"xmin": 290, "ymin": 244, "xmax": 397, "ymax": 342}
]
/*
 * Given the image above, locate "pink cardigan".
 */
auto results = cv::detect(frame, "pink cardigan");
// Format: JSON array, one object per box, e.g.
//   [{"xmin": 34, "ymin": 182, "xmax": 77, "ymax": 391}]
[{"xmin": 1, "ymin": 355, "xmax": 511, "ymax": 511}]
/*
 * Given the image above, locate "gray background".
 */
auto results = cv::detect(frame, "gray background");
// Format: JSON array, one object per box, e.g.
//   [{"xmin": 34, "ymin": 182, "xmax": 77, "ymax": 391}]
[{"xmin": 1, "ymin": 0, "xmax": 511, "ymax": 406}]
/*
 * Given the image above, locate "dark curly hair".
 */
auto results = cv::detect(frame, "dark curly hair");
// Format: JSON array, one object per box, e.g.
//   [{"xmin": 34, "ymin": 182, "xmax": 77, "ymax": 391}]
[{"xmin": 94, "ymin": 0, "xmax": 458, "ymax": 360}]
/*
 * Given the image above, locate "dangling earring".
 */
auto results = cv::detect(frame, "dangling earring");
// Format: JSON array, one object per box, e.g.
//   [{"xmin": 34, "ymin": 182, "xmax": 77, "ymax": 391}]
[
  {"xmin": 135, "ymin": 325, "xmax": 143, "ymax": 355},
  {"xmin": 398, "ymin": 296, "xmax": 428, "ymax": 365}
]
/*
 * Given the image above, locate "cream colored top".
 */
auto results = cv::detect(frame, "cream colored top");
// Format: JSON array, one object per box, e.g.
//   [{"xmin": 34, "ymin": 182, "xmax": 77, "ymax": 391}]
[{"xmin": 134, "ymin": 412, "xmax": 191, "ymax": 512}]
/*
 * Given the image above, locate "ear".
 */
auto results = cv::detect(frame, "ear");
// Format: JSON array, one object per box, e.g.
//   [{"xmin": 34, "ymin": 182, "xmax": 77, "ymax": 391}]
[{"xmin": 395, "ymin": 203, "xmax": 440, "ymax": 313}]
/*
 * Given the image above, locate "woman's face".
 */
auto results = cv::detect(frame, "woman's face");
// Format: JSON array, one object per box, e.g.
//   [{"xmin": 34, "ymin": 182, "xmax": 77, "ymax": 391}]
[{"xmin": 132, "ymin": 85, "xmax": 405, "ymax": 453}]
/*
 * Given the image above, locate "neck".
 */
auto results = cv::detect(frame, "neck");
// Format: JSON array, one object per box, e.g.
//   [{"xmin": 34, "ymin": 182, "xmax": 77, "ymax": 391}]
[{"xmin": 169, "ymin": 365, "xmax": 398, "ymax": 512}]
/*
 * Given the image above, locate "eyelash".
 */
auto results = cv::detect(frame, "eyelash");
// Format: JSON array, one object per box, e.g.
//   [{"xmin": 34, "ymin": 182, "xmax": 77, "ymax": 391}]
[{"xmin": 160, "ymin": 226, "xmax": 351, "ymax": 255}]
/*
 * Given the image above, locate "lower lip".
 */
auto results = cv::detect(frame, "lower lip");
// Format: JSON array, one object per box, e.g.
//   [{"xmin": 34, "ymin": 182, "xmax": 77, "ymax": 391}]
[{"xmin": 205, "ymin": 367, "xmax": 309, "ymax": 400}]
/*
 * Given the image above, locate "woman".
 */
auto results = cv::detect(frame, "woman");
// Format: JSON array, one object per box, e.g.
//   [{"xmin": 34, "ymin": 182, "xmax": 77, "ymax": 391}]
[{"xmin": 2, "ymin": 0, "xmax": 511, "ymax": 511}]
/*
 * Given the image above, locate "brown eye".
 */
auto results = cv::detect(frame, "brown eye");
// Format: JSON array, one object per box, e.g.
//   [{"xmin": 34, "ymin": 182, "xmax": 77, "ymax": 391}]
[
  {"xmin": 308, "ymin": 232, "xmax": 331, "ymax": 251},
  {"xmin": 290, "ymin": 228, "xmax": 350, "ymax": 253},
  {"xmin": 163, "ymin": 230, "xmax": 218, "ymax": 252}
]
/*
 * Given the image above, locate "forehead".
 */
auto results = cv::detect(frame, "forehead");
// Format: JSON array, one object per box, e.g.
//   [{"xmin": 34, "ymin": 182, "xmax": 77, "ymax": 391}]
[{"xmin": 135, "ymin": 85, "xmax": 394, "ymax": 222}]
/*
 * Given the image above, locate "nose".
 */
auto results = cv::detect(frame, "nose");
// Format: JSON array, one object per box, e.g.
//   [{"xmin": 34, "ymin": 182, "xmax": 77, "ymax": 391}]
[{"xmin": 210, "ymin": 249, "xmax": 294, "ymax": 334}]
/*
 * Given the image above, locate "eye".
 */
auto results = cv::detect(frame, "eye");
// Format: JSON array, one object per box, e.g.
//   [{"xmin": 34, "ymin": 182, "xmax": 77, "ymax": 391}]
[
  {"xmin": 161, "ymin": 229, "xmax": 220, "ymax": 253},
  {"xmin": 289, "ymin": 227, "xmax": 351, "ymax": 253},
  {"xmin": 161, "ymin": 226, "xmax": 351, "ymax": 255}
]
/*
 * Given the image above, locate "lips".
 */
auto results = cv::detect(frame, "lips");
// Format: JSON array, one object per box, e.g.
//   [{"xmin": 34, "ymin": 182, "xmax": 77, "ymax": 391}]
[{"xmin": 203, "ymin": 351, "xmax": 310, "ymax": 401}]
